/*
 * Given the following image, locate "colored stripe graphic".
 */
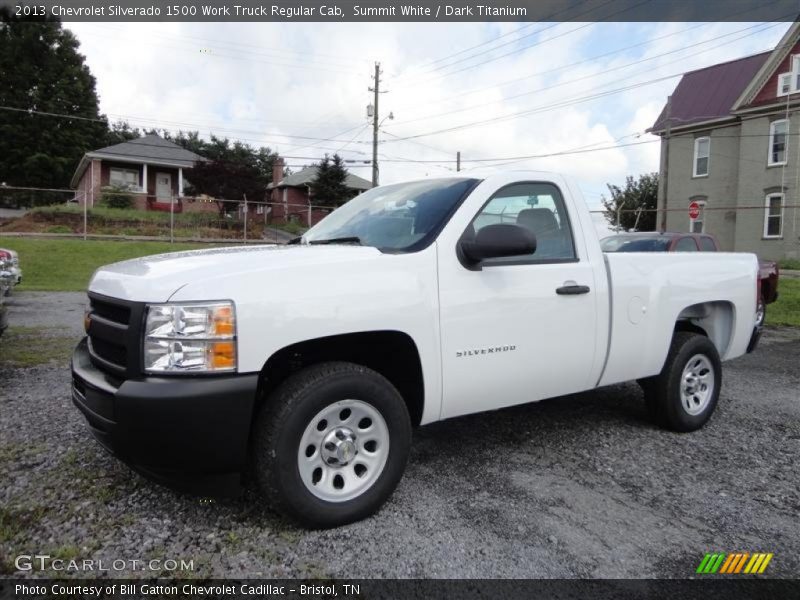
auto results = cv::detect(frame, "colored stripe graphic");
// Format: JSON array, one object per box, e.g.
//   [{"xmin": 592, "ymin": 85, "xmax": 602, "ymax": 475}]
[
  {"xmin": 709, "ymin": 553, "xmax": 726, "ymax": 573},
  {"xmin": 719, "ymin": 554, "xmax": 737, "ymax": 574},
  {"xmin": 758, "ymin": 554, "xmax": 774, "ymax": 573},
  {"xmin": 734, "ymin": 553, "xmax": 749, "ymax": 573},
  {"xmin": 696, "ymin": 554, "xmax": 713, "ymax": 573},
  {"xmin": 697, "ymin": 553, "xmax": 727, "ymax": 573},
  {"xmin": 702, "ymin": 552, "xmax": 774, "ymax": 574}
]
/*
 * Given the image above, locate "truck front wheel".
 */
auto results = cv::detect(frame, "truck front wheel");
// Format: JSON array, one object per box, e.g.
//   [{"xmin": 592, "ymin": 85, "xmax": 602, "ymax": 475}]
[
  {"xmin": 640, "ymin": 332, "xmax": 722, "ymax": 432},
  {"xmin": 252, "ymin": 362, "xmax": 411, "ymax": 528}
]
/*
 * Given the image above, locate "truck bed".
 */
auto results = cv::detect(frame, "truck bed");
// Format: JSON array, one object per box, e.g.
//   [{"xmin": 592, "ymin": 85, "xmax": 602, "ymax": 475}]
[{"xmin": 598, "ymin": 251, "xmax": 759, "ymax": 388}]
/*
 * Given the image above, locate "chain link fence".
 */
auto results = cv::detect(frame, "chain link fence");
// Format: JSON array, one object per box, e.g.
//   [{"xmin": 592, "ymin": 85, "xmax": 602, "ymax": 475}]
[
  {"xmin": 1, "ymin": 184, "xmax": 798, "ymax": 261},
  {"xmin": 0, "ymin": 185, "xmax": 333, "ymax": 244}
]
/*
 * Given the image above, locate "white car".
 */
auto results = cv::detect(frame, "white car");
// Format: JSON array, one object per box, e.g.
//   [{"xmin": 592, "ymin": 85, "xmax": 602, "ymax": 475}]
[{"xmin": 72, "ymin": 172, "xmax": 762, "ymax": 527}]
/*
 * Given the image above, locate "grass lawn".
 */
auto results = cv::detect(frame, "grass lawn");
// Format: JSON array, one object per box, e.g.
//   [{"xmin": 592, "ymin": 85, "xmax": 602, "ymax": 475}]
[
  {"xmin": 767, "ymin": 278, "xmax": 800, "ymax": 327},
  {"xmin": 778, "ymin": 258, "xmax": 800, "ymax": 270},
  {"xmin": 0, "ymin": 237, "xmax": 221, "ymax": 292}
]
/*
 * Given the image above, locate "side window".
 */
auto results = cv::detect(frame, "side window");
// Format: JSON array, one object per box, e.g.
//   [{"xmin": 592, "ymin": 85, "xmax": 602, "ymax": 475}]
[
  {"xmin": 699, "ymin": 236, "xmax": 717, "ymax": 251},
  {"xmin": 768, "ymin": 119, "xmax": 788, "ymax": 166},
  {"xmin": 466, "ymin": 182, "xmax": 576, "ymax": 263},
  {"xmin": 693, "ymin": 137, "xmax": 710, "ymax": 177},
  {"xmin": 675, "ymin": 237, "xmax": 699, "ymax": 252}
]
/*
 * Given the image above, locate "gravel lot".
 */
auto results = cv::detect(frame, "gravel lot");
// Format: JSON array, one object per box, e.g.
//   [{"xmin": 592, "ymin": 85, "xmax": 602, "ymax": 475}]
[{"xmin": 1, "ymin": 291, "xmax": 798, "ymax": 578}]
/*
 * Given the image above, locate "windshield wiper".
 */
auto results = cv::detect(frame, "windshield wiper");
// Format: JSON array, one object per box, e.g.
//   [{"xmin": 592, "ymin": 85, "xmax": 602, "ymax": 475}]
[{"xmin": 308, "ymin": 236, "xmax": 362, "ymax": 245}]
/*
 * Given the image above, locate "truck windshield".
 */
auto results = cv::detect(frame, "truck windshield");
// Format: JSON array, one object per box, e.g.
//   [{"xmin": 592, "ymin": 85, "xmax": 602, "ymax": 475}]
[
  {"xmin": 601, "ymin": 235, "xmax": 672, "ymax": 252},
  {"xmin": 302, "ymin": 178, "xmax": 480, "ymax": 252}
]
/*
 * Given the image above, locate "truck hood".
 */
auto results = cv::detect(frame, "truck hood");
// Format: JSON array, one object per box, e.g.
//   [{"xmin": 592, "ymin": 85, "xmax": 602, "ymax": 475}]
[{"xmin": 88, "ymin": 244, "xmax": 383, "ymax": 302}]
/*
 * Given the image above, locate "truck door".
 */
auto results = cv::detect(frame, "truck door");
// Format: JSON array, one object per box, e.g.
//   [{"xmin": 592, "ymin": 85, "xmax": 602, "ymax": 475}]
[{"xmin": 437, "ymin": 181, "xmax": 599, "ymax": 419}]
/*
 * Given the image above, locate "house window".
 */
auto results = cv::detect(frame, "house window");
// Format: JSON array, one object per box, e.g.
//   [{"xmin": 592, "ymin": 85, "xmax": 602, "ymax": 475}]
[
  {"xmin": 777, "ymin": 55, "xmax": 800, "ymax": 96},
  {"xmin": 109, "ymin": 167, "xmax": 140, "ymax": 189},
  {"xmin": 778, "ymin": 73, "xmax": 792, "ymax": 96},
  {"xmin": 763, "ymin": 193, "xmax": 784, "ymax": 238},
  {"xmin": 768, "ymin": 120, "xmax": 788, "ymax": 166},
  {"xmin": 693, "ymin": 137, "xmax": 710, "ymax": 177},
  {"xmin": 689, "ymin": 200, "xmax": 706, "ymax": 233}
]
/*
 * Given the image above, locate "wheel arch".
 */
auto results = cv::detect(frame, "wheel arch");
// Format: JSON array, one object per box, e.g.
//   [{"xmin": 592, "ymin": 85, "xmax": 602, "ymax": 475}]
[
  {"xmin": 255, "ymin": 330, "xmax": 425, "ymax": 426},
  {"xmin": 674, "ymin": 300, "xmax": 735, "ymax": 358}
]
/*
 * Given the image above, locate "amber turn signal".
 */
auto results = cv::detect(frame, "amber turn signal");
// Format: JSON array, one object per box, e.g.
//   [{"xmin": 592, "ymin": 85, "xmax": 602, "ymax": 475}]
[
  {"xmin": 208, "ymin": 341, "xmax": 236, "ymax": 370},
  {"xmin": 212, "ymin": 305, "xmax": 235, "ymax": 337}
]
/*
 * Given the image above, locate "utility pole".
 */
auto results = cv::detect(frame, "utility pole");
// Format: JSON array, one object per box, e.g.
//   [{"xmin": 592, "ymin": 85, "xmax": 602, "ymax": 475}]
[
  {"xmin": 369, "ymin": 62, "xmax": 382, "ymax": 187},
  {"xmin": 660, "ymin": 95, "xmax": 672, "ymax": 233},
  {"xmin": 456, "ymin": 151, "xmax": 461, "ymax": 172}
]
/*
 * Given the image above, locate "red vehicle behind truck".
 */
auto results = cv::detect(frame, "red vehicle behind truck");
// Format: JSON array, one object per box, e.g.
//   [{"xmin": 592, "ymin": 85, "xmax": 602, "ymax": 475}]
[{"xmin": 600, "ymin": 232, "xmax": 779, "ymax": 326}]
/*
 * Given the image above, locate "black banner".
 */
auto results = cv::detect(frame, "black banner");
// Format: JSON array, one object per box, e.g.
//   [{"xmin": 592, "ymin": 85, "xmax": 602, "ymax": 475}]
[
  {"xmin": 1, "ymin": 0, "xmax": 799, "ymax": 23},
  {"xmin": 2, "ymin": 579, "xmax": 800, "ymax": 600}
]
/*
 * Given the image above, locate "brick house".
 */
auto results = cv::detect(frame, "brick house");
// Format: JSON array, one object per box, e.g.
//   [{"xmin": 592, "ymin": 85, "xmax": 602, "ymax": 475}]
[
  {"xmin": 650, "ymin": 22, "xmax": 800, "ymax": 260},
  {"xmin": 266, "ymin": 160, "xmax": 373, "ymax": 226},
  {"xmin": 70, "ymin": 134, "xmax": 216, "ymax": 213}
]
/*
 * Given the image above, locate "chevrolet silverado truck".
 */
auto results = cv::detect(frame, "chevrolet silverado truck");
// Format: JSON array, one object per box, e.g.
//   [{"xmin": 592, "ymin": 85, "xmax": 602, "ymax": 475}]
[{"xmin": 72, "ymin": 172, "xmax": 762, "ymax": 528}]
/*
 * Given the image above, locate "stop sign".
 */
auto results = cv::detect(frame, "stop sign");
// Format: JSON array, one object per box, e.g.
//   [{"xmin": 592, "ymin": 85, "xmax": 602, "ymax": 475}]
[{"xmin": 689, "ymin": 201, "xmax": 701, "ymax": 219}]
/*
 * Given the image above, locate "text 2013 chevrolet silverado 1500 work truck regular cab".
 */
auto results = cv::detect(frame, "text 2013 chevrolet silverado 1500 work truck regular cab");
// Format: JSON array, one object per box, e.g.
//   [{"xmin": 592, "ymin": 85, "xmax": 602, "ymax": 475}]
[{"xmin": 72, "ymin": 172, "xmax": 763, "ymax": 527}]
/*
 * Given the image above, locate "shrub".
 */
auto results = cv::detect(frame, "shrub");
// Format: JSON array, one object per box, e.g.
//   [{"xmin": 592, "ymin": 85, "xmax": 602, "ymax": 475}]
[{"xmin": 100, "ymin": 185, "xmax": 134, "ymax": 210}]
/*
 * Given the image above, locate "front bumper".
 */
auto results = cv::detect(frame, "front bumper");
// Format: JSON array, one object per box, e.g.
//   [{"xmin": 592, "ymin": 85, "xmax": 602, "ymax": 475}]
[{"xmin": 71, "ymin": 338, "xmax": 258, "ymax": 496}]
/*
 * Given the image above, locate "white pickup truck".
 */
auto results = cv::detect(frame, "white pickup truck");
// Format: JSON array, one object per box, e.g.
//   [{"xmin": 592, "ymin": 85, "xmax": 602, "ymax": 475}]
[{"xmin": 72, "ymin": 172, "xmax": 762, "ymax": 527}]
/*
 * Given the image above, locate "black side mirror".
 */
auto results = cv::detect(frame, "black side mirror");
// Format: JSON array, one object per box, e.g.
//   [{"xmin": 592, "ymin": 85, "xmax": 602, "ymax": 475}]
[{"xmin": 459, "ymin": 223, "xmax": 537, "ymax": 264}]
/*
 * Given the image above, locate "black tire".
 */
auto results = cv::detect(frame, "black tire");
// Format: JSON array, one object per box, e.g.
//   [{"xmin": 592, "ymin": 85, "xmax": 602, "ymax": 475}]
[
  {"xmin": 252, "ymin": 361, "xmax": 411, "ymax": 528},
  {"xmin": 640, "ymin": 332, "xmax": 722, "ymax": 432}
]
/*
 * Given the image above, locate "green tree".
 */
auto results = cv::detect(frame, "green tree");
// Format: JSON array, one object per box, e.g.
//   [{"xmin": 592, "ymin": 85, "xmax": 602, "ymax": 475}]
[
  {"xmin": 602, "ymin": 173, "xmax": 659, "ymax": 232},
  {"xmin": 310, "ymin": 154, "xmax": 351, "ymax": 208},
  {"xmin": 185, "ymin": 159, "xmax": 264, "ymax": 216},
  {"xmin": 181, "ymin": 136, "xmax": 281, "ymax": 216},
  {"xmin": 105, "ymin": 121, "xmax": 143, "ymax": 146},
  {"xmin": 0, "ymin": 9, "xmax": 108, "ymax": 206}
]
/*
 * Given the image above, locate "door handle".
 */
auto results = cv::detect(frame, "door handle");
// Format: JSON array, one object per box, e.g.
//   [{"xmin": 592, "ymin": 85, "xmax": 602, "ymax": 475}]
[{"xmin": 556, "ymin": 283, "xmax": 590, "ymax": 295}]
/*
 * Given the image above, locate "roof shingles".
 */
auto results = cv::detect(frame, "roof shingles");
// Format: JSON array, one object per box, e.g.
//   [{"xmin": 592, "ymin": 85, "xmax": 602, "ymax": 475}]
[
  {"xmin": 88, "ymin": 134, "xmax": 205, "ymax": 167},
  {"xmin": 650, "ymin": 52, "xmax": 770, "ymax": 133},
  {"xmin": 268, "ymin": 165, "xmax": 373, "ymax": 191}
]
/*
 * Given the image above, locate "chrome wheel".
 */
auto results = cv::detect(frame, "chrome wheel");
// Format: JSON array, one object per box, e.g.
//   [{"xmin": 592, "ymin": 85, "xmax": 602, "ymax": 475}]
[
  {"xmin": 297, "ymin": 399, "xmax": 390, "ymax": 502},
  {"xmin": 680, "ymin": 354, "xmax": 715, "ymax": 415}
]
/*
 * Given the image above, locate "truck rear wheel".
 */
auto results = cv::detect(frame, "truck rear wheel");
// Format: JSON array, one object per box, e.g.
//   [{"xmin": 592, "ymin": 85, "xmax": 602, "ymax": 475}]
[
  {"xmin": 640, "ymin": 332, "xmax": 721, "ymax": 432},
  {"xmin": 252, "ymin": 361, "xmax": 411, "ymax": 528}
]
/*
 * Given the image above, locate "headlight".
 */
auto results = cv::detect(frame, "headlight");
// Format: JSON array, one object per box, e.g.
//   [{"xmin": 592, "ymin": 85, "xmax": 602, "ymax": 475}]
[{"xmin": 143, "ymin": 301, "xmax": 236, "ymax": 373}]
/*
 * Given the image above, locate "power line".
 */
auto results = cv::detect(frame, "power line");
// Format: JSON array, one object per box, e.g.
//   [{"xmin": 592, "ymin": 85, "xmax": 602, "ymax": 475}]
[
  {"xmin": 392, "ymin": 0, "xmax": 784, "ymax": 112},
  {"xmin": 380, "ymin": 19, "xmax": 793, "ymax": 145},
  {"xmin": 391, "ymin": 21, "xmax": 782, "ymax": 127},
  {"xmin": 391, "ymin": 0, "xmax": 620, "ymax": 83},
  {"xmin": 0, "ymin": 105, "xmax": 372, "ymax": 147},
  {"xmin": 394, "ymin": 0, "xmax": 589, "ymax": 74},
  {"xmin": 394, "ymin": 0, "xmax": 651, "ymax": 87},
  {"xmin": 81, "ymin": 23, "xmax": 370, "ymax": 67},
  {"xmin": 75, "ymin": 27, "xmax": 364, "ymax": 75},
  {"xmin": 379, "ymin": 128, "xmax": 454, "ymax": 157}
]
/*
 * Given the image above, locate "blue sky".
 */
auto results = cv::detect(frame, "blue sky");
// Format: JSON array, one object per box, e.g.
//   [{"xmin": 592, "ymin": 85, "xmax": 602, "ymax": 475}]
[{"xmin": 65, "ymin": 20, "xmax": 788, "ymax": 227}]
